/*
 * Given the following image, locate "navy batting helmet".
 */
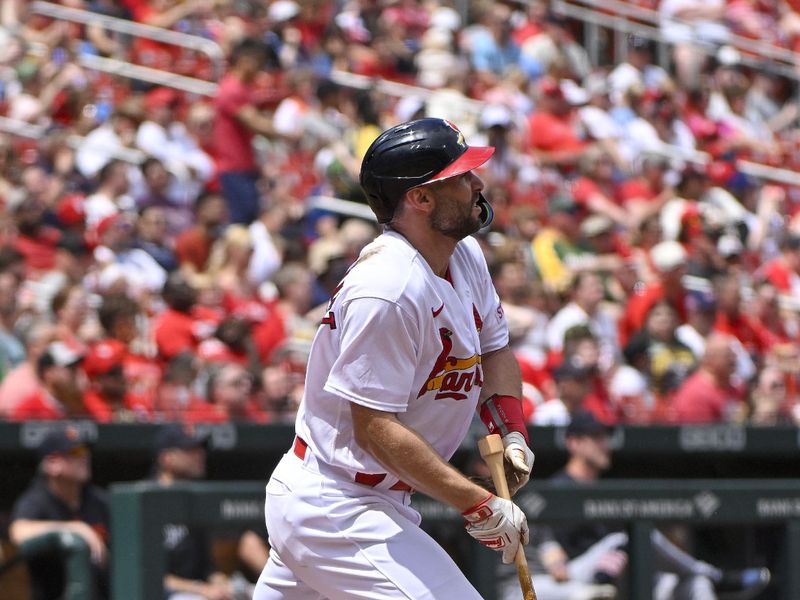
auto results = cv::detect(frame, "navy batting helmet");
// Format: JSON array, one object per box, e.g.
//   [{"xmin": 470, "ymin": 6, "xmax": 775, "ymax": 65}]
[{"xmin": 359, "ymin": 118, "xmax": 495, "ymax": 225}]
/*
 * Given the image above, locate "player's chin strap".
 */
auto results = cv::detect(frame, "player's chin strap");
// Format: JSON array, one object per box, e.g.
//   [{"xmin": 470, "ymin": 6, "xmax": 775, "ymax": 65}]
[{"xmin": 477, "ymin": 193, "xmax": 494, "ymax": 228}]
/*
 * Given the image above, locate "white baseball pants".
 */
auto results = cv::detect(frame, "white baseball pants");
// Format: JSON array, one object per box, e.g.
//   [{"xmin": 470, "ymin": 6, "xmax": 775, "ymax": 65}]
[{"xmin": 253, "ymin": 451, "xmax": 483, "ymax": 600}]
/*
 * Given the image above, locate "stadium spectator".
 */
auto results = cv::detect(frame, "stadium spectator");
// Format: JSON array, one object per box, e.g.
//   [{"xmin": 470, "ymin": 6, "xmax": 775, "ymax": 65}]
[
  {"xmin": 75, "ymin": 105, "xmax": 141, "ymax": 179},
  {"xmin": 631, "ymin": 300, "xmax": 697, "ymax": 421},
  {"xmin": 135, "ymin": 157, "xmax": 194, "ymax": 237},
  {"xmin": 203, "ymin": 361, "xmax": 266, "ymax": 423},
  {"xmin": 526, "ymin": 77, "xmax": 591, "ymax": 169},
  {"xmin": 0, "ymin": 322, "xmax": 57, "ymax": 419},
  {"xmin": 153, "ymin": 274, "xmax": 218, "ymax": 362},
  {"xmin": 91, "ymin": 212, "xmax": 168, "ymax": 298},
  {"xmin": 214, "ymin": 38, "xmax": 284, "ymax": 224},
  {"xmin": 7, "ymin": 342, "xmax": 86, "ymax": 421},
  {"xmin": 757, "ymin": 232, "xmax": 800, "ymax": 296},
  {"xmin": 81, "ymin": 338, "xmax": 151, "ymax": 423},
  {"xmin": 607, "ymin": 35, "xmax": 669, "ymax": 106},
  {"xmin": 533, "ymin": 357, "xmax": 593, "ymax": 426},
  {"xmin": 463, "ymin": 3, "xmax": 520, "ymax": 88},
  {"xmin": 659, "ymin": 0, "xmax": 729, "ymax": 88},
  {"xmin": 9, "ymin": 427, "xmax": 110, "ymax": 600},
  {"xmin": 571, "ymin": 145, "xmax": 631, "ymax": 227},
  {"xmin": 519, "ymin": 12, "xmax": 590, "ymax": 81},
  {"xmin": 620, "ymin": 240, "xmax": 689, "ymax": 346},
  {"xmin": 12, "ymin": 195, "xmax": 62, "ymax": 278},
  {"xmin": 83, "ymin": 159, "xmax": 134, "ymax": 229},
  {"xmin": 546, "ymin": 271, "xmax": 619, "ymax": 370},
  {"xmin": 175, "ymin": 191, "xmax": 228, "ymax": 283},
  {"xmin": 134, "ymin": 206, "xmax": 179, "ymax": 272},
  {"xmin": 672, "ymin": 333, "xmax": 744, "ymax": 423},
  {"xmin": 713, "ymin": 274, "xmax": 778, "ymax": 358},
  {"xmin": 561, "ymin": 325, "xmax": 616, "ymax": 423},
  {"xmin": 252, "ymin": 262, "xmax": 314, "ymax": 365},
  {"xmin": 748, "ymin": 365, "xmax": 796, "ymax": 426},
  {"xmin": 0, "ymin": 251, "xmax": 28, "ymax": 372},
  {"xmin": 135, "ymin": 87, "xmax": 212, "ymax": 197},
  {"xmin": 531, "ymin": 193, "xmax": 585, "ymax": 293},
  {"xmin": 258, "ymin": 359, "xmax": 304, "ymax": 424},
  {"xmin": 415, "ymin": 26, "xmax": 461, "ymax": 90},
  {"xmin": 247, "ymin": 201, "xmax": 287, "ymax": 288}
]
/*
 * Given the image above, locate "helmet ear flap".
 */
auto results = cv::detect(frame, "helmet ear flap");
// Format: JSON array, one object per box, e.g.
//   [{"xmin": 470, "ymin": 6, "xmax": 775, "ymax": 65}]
[
  {"xmin": 360, "ymin": 172, "xmax": 394, "ymax": 224},
  {"xmin": 477, "ymin": 193, "xmax": 493, "ymax": 228}
]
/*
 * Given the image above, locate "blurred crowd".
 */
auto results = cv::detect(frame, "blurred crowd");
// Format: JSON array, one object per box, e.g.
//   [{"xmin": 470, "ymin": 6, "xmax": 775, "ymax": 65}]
[{"xmin": 0, "ymin": 0, "xmax": 799, "ymax": 428}]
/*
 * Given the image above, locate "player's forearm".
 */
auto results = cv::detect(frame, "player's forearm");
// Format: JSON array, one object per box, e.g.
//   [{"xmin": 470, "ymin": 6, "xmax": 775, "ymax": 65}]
[
  {"xmin": 350, "ymin": 403, "xmax": 488, "ymax": 512},
  {"xmin": 10, "ymin": 519, "xmax": 88, "ymax": 544},
  {"xmin": 479, "ymin": 346, "xmax": 522, "ymax": 403},
  {"xmin": 164, "ymin": 574, "xmax": 214, "ymax": 597}
]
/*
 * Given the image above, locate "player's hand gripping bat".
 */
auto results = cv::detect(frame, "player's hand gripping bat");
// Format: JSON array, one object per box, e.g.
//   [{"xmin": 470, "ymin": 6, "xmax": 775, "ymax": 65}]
[{"xmin": 478, "ymin": 434, "xmax": 537, "ymax": 600}]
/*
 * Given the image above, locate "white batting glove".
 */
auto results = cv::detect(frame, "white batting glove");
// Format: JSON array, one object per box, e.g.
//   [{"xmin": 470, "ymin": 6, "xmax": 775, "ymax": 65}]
[
  {"xmin": 463, "ymin": 494, "xmax": 529, "ymax": 564},
  {"xmin": 502, "ymin": 431, "xmax": 535, "ymax": 496}
]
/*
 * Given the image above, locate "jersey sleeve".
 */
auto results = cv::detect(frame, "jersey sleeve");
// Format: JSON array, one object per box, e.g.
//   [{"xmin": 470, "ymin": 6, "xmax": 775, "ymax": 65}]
[{"xmin": 324, "ymin": 296, "xmax": 419, "ymax": 412}]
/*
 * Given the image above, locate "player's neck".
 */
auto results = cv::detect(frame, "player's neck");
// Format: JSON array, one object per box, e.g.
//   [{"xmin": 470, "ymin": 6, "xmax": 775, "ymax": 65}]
[{"xmin": 391, "ymin": 224, "xmax": 457, "ymax": 278}]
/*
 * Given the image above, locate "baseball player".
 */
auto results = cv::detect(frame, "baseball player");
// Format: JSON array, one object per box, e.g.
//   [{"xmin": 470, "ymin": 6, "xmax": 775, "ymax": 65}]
[{"xmin": 254, "ymin": 118, "xmax": 535, "ymax": 599}]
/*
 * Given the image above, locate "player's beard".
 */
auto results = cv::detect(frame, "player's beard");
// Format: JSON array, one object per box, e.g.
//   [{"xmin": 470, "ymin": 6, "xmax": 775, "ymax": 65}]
[{"xmin": 430, "ymin": 196, "xmax": 481, "ymax": 240}]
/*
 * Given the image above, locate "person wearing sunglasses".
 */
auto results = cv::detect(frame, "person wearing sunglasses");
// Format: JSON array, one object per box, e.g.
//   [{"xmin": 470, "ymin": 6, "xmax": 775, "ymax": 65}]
[{"xmin": 9, "ymin": 426, "xmax": 109, "ymax": 600}]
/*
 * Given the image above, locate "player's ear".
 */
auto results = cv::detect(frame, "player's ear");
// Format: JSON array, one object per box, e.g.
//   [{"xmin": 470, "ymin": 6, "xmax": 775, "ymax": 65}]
[{"xmin": 405, "ymin": 187, "xmax": 433, "ymax": 215}]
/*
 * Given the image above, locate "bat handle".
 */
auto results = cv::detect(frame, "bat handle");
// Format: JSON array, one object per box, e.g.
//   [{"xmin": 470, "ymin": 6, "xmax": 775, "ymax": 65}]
[{"xmin": 479, "ymin": 434, "xmax": 538, "ymax": 600}]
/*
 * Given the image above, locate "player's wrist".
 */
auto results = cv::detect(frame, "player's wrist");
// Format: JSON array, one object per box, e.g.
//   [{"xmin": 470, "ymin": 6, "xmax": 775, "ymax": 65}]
[
  {"xmin": 461, "ymin": 492, "xmax": 494, "ymax": 521},
  {"xmin": 479, "ymin": 394, "xmax": 529, "ymax": 444}
]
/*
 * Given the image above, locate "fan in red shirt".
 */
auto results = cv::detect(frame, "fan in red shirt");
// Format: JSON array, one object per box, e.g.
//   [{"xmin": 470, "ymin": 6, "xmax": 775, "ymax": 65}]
[
  {"xmin": 214, "ymin": 39, "xmax": 290, "ymax": 224},
  {"xmin": 749, "ymin": 282, "xmax": 794, "ymax": 344},
  {"xmin": 97, "ymin": 293, "xmax": 162, "ymax": 408},
  {"xmin": 151, "ymin": 352, "xmax": 221, "ymax": 423},
  {"xmin": 756, "ymin": 233, "xmax": 800, "ymax": 297},
  {"xmin": 8, "ymin": 342, "xmax": 86, "ymax": 421},
  {"xmin": 713, "ymin": 275, "xmax": 781, "ymax": 356},
  {"xmin": 153, "ymin": 275, "xmax": 220, "ymax": 361},
  {"xmin": 617, "ymin": 153, "xmax": 677, "ymax": 223},
  {"xmin": 253, "ymin": 263, "xmax": 315, "ymax": 365},
  {"xmin": 81, "ymin": 340, "xmax": 152, "ymax": 422},
  {"xmin": 672, "ymin": 333, "xmax": 745, "ymax": 423},
  {"xmin": 526, "ymin": 77, "xmax": 591, "ymax": 170},
  {"xmin": 570, "ymin": 146, "xmax": 630, "ymax": 227},
  {"xmin": 174, "ymin": 191, "xmax": 228, "ymax": 276},
  {"xmin": 12, "ymin": 194, "xmax": 62, "ymax": 278},
  {"xmin": 620, "ymin": 240, "xmax": 690, "ymax": 347}
]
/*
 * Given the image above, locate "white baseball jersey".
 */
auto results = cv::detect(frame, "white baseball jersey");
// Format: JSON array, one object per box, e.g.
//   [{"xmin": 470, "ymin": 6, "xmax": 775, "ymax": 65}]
[
  {"xmin": 294, "ymin": 229, "xmax": 509, "ymax": 485},
  {"xmin": 256, "ymin": 229, "xmax": 507, "ymax": 599}
]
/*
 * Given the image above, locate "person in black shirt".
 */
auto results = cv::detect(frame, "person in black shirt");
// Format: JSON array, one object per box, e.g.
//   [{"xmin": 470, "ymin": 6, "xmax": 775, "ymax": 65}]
[
  {"xmin": 9, "ymin": 426, "xmax": 109, "ymax": 600},
  {"xmin": 152, "ymin": 423, "xmax": 238, "ymax": 600},
  {"xmin": 498, "ymin": 412, "xmax": 771, "ymax": 600}
]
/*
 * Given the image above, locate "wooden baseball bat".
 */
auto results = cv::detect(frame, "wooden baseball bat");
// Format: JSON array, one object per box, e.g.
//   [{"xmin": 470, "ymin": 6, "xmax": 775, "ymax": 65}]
[{"xmin": 478, "ymin": 434, "xmax": 537, "ymax": 600}]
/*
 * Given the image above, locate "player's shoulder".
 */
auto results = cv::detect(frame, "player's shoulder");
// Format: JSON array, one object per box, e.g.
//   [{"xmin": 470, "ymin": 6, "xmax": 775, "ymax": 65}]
[{"xmin": 340, "ymin": 231, "xmax": 432, "ymax": 303}]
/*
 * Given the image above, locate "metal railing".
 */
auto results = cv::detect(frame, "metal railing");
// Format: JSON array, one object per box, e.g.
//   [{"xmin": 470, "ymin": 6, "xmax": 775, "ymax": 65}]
[
  {"xmin": 28, "ymin": 1, "xmax": 223, "ymax": 95},
  {"xmin": 551, "ymin": 0, "xmax": 800, "ymax": 80},
  {"xmin": 30, "ymin": 1, "xmax": 225, "ymax": 78},
  {"xmin": 76, "ymin": 54, "xmax": 218, "ymax": 97},
  {"xmin": 110, "ymin": 479, "xmax": 800, "ymax": 600},
  {"xmin": 9, "ymin": 531, "xmax": 93, "ymax": 600}
]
